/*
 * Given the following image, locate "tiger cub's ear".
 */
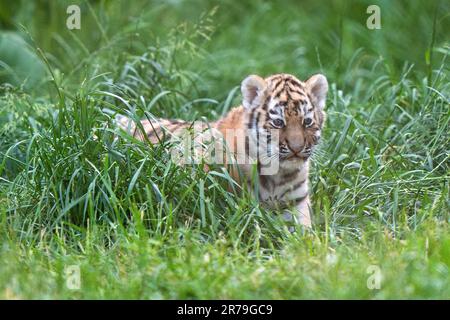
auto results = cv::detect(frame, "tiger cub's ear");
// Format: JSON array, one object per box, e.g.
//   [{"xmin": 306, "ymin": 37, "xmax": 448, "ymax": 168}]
[
  {"xmin": 241, "ymin": 75, "xmax": 267, "ymax": 110},
  {"xmin": 306, "ymin": 74, "xmax": 328, "ymax": 109}
]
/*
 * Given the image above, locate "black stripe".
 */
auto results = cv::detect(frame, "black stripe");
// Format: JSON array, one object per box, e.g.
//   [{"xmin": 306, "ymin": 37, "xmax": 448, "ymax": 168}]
[
  {"xmin": 278, "ymin": 178, "xmax": 306, "ymax": 199},
  {"xmin": 291, "ymin": 178, "xmax": 307, "ymax": 191},
  {"xmin": 292, "ymin": 195, "xmax": 308, "ymax": 205},
  {"xmin": 272, "ymin": 80, "xmax": 287, "ymax": 98},
  {"xmin": 287, "ymin": 82, "xmax": 303, "ymax": 94},
  {"xmin": 262, "ymin": 129, "xmax": 272, "ymax": 160},
  {"xmin": 255, "ymin": 111, "xmax": 260, "ymax": 158},
  {"xmin": 274, "ymin": 86, "xmax": 285, "ymax": 98},
  {"xmin": 259, "ymin": 174, "xmax": 271, "ymax": 190},
  {"xmin": 247, "ymin": 109, "xmax": 256, "ymax": 129},
  {"xmin": 307, "ymin": 93, "xmax": 317, "ymax": 108},
  {"xmin": 245, "ymin": 135, "xmax": 250, "ymax": 157},
  {"xmin": 262, "ymin": 96, "xmax": 270, "ymax": 110},
  {"xmin": 269, "ymin": 108, "xmax": 279, "ymax": 115},
  {"xmin": 168, "ymin": 119, "xmax": 185, "ymax": 124},
  {"xmin": 271, "ymin": 78, "xmax": 284, "ymax": 91},
  {"xmin": 255, "ymin": 111, "xmax": 261, "ymax": 127},
  {"xmin": 166, "ymin": 123, "xmax": 184, "ymax": 131},
  {"xmin": 286, "ymin": 89, "xmax": 293, "ymax": 101},
  {"xmin": 289, "ymin": 88, "xmax": 306, "ymax": 96},
  {"xmin": 280, "ymin": 169, "xmax": 300, "ymax": 184},
  {"xmin": 147, "ymin": 128, "xmax": 162, "ymax": 138},
  {"xmin": 287, "ymin": 77, "xmax": 304, "ymax": 88}
]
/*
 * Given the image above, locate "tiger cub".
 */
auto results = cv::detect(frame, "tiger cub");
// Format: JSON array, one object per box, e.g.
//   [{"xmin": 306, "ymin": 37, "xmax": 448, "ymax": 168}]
[{"xmin": 118, "ymin": 73, "xmax": 328, "ymax": 228}]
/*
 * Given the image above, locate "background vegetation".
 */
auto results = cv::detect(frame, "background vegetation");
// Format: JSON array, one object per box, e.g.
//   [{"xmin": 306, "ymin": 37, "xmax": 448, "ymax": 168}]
[{"xmin": 0, "ymin": 0, "xmax": 449, "ymax": 299}]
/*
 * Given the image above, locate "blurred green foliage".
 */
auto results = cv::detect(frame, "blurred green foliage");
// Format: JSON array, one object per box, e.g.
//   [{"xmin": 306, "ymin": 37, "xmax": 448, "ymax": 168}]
[{"xmin": 1, "ymin": 0, "xmax": 448, "ymax": 95}]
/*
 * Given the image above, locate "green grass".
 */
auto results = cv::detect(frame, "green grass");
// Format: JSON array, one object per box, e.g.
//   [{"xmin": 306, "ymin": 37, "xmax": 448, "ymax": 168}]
[{"xmin": 0, "ymin": 0, "xmax": 449, "ymax": 299}]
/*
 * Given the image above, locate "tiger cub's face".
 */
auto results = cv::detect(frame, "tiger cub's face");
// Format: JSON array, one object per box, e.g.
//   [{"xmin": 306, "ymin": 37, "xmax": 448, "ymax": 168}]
[{"xmin": 242, "ymin": 73, "xmax": 328, "ymax": 167}]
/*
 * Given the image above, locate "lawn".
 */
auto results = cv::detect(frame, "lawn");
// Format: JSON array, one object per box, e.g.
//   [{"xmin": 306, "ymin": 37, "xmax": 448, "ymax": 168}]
[{"xmin": 0, "ymin": 0, "xmax": 449, "ymax": 299}]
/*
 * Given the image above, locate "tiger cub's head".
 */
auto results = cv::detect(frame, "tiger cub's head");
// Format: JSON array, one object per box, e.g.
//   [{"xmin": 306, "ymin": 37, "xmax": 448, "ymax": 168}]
[{"xmin": 241, "ymin": 73, "xmax": 328, "ymax": 166}]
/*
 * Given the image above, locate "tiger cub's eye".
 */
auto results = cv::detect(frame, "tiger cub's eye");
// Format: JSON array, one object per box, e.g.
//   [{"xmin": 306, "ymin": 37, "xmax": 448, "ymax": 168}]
[
  {"xmin": 304, "ymin": 118, "xmax": 313, "ymax": 127},
  {"xmin": 272, "ymin": 119, "xmax": 284, "ymax": 127}
]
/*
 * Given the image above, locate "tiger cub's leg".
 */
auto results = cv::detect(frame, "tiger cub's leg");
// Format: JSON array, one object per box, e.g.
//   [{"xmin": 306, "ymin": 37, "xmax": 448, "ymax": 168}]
[
  {"xmin": 295, "ymin": 196, "xmax": 311, "ymax": 228},
  {"xmin": 282, "ymin": 197, "xmax": 311, "ymax": 232}
]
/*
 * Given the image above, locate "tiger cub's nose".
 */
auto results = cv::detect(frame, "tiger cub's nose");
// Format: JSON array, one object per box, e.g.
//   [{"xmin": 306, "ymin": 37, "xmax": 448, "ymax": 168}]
[{"xmin": 288, "ymin": 142, "xmax": 303, "ymax": 154}]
